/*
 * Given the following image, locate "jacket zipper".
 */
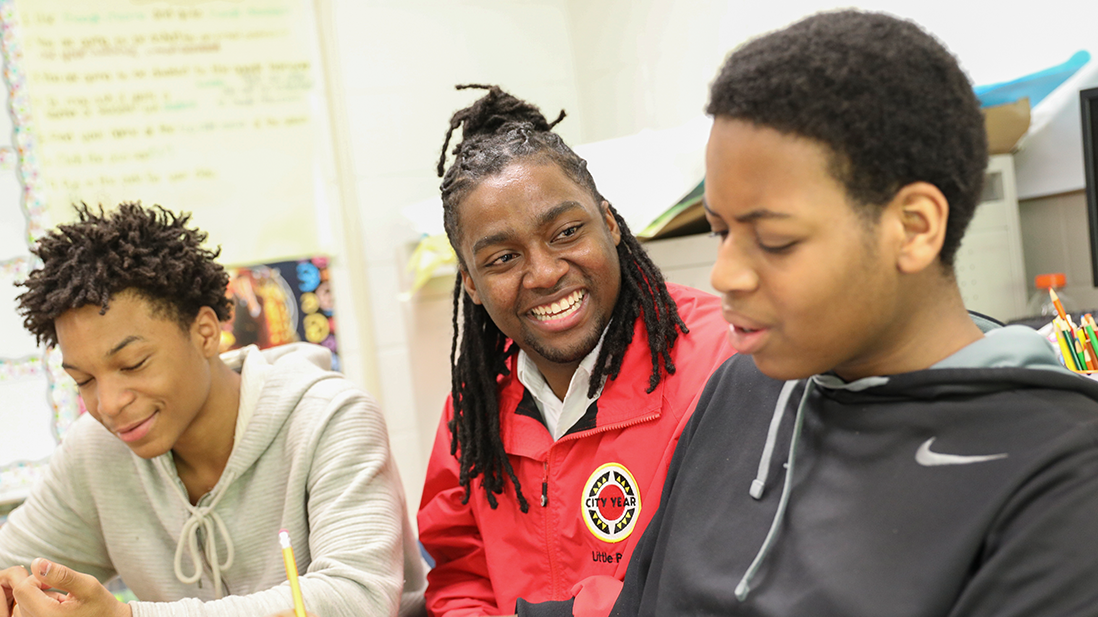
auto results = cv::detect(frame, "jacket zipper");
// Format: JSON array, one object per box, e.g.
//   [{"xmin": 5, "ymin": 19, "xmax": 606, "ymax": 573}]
[
  {"xmin": 539, "ymin": 411, "xmax": 659, "ymax": 508},
  {"xmin": 540, "ymin": 410, "xmax": 660, "ymax": 596},
  {"xmin": 540, "ymin": 410, "xmax": 660, "ymax": 508},
  {"xmin": 542, "ymin": 457, "xmax": 556, "ymax": 595},
  {"xmin": 541, "ymin": 461, "xmax": 549, "ymax": 507}
]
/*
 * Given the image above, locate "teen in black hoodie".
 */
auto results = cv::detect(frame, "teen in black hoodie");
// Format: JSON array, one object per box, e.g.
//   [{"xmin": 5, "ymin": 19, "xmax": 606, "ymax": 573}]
[{"xmin": 612, "ymin": 10, "xmax": 1098, "ymax": 617}]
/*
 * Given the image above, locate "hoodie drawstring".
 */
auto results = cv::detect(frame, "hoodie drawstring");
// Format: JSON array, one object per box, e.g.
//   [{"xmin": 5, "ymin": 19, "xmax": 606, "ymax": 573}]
[
  {"xmin": 750, "ymin": 380, "xmax": 799, "ymax": 499},
  {"xmin": 157, "ymin": 460, "xmax": 238, "ymax": 598},
  {"xmin": 735, "ymin": 378, "xmax": 815, "ymax": 601}
]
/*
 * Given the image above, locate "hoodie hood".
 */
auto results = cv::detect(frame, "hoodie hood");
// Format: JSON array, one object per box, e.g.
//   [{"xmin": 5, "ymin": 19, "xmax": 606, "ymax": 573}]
[
  {"xmin": 930, "ymin": 324, "xmax": 1069, "ymax": 372},
  {"xmin": 218, "ymin": 342, "xmax": 336, "ymax": 472},
  {"xmin": 812, "ymin": 319, "xmax": 1093, "ymax": 403},
  {"xmin": 159, "ymin": 342, "xmax": 338, "ymax": 598}
]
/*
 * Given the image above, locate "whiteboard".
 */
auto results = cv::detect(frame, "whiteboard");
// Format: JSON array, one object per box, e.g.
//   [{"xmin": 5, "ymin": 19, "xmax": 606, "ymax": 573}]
[
  {"xmin": 0, "ymin": 173, "xmax": 25, "ymax": 263},
  {"xmin": 16, "ymin": 0, "xmax": 328, "ymax": 266},
  {"xmin": 0, "ymin": 262, "xmax": 40, "ymax": 360},
  {"xmin": 0, "ymin": 371, "xmax": 57, "ymax": 470}
]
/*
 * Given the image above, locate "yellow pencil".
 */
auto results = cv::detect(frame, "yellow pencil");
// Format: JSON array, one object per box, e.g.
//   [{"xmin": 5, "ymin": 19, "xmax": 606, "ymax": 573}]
[
  {"xmin": 1054, "ymin": 319, "xmax": 1078, "ymax": 371},
  {"xmin": 279, "ymin": 530, "xmax": 307, "ymax": 617},
  {"xmin": 1084, "ymin": 316, "xmax": 1098, "ymax": 358}
]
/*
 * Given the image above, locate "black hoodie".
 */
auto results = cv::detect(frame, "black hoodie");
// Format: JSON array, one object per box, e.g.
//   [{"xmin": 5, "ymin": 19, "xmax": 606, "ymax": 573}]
[{"xmin": 612, "ymin": 325, "xmax": 1098, "ymax": 616}]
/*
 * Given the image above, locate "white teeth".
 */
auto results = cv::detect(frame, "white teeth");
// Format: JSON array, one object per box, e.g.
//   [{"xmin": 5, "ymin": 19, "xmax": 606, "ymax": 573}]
[{"xmin": 532, "ymin": 290, "xmax": 585, "ymax": 321}]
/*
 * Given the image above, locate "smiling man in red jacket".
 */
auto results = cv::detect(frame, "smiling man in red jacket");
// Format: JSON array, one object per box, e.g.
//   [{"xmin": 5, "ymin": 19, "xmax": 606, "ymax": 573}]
[{"xmin": 417, "ymin": 85, "xmax": 735, "ymax": 617}]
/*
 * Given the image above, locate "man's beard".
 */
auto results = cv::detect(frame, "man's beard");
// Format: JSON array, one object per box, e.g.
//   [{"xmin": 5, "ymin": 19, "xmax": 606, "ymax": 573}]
[{"xmin": 522, "ymin": 312, "xmax": 608, "ymax": 365}]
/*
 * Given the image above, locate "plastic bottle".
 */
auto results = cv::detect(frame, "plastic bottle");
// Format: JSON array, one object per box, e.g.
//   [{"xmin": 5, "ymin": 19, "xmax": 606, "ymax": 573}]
[{"xmin": 1027, "ymin": 272, "xmax": 1073, "ymax": 320}]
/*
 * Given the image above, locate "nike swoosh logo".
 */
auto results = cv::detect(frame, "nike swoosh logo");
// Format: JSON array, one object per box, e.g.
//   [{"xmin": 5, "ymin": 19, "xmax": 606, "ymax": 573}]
[{"xmin": 915, "ymin": 437, "xmax": 1008, "ymax": 467}]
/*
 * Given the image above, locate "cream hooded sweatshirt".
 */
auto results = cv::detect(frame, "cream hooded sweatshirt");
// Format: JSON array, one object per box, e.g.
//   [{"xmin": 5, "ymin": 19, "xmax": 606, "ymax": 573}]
[{"xmin": 0, "ymin": 343, "xmax": 425, "ymax": 616}]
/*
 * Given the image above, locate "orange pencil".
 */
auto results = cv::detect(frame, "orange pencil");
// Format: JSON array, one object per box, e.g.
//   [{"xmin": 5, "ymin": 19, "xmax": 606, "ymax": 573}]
[
  {"xmin": 1077, "ymin": 337, "xmax": 1096, "ymax": 371},
  {"xmin": 1083, "ymin": 318, "xmax": 1098, "ymax": 360},
  {"xmin": 1049, "ymin": 288, "xmax": 1069, "ymax": 323},
  {"xmin": 1080, "ymin": 325, "xmax": 1096, "ymax": 353},
  {"xmin": 1078, "ymin": 327, "xmax": 1098, "ymax": 370}
]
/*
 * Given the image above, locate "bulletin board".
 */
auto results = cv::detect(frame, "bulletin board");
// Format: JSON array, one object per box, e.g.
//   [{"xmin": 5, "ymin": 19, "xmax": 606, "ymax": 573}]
[
  {"xmin": 221, "ymin": 256, "xmax": 341, "ymax": 369},
  {"xmin": 0, "ymin": 0, "xmax": 340, "ymax": 503}
]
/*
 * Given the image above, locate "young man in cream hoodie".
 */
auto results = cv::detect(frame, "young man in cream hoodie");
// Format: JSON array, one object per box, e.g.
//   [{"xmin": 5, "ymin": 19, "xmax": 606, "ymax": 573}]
[{"xmin": 0, "ymin": 203, "xmax": 425, "ymax": 617}]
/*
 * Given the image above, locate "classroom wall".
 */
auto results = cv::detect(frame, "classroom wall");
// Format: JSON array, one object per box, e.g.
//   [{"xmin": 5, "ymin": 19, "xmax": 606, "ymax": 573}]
[
  {"xmin": 324, "ymin": 0, "xmax": 1098, "ymax": 518},
  {"xmin": 562, "ymin": 0, "xmax": 1098, "ymax": 141},
  {"xmin": 7, "ymin": 0, "xmax": 1097, "ymax": 519},
  {"xmin": 563, "ymin": 0, "xmax": 729, "ymax": 143},
  {"xmin": 323, "ymin": 0, "xmax": 586, "ymax": 515}
]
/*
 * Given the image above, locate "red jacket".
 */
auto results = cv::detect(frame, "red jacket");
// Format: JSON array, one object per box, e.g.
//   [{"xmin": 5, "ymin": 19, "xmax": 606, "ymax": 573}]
[{"xmin": 418, "ymin": 283, "xmax": 735, "ymax": 617}]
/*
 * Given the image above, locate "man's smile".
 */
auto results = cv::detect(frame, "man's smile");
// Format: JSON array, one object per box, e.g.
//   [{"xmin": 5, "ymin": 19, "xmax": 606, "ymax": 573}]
[
  {"xmin": 530, "ymin": 289, "xmax": 587, "ymax": 322},
  {"xmin": 112, "ymin": 412, "xmax": 159, "ymax": 443}
]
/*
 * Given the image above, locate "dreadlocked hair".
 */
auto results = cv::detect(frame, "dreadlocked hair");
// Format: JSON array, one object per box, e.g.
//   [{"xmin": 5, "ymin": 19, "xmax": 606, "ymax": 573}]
[
  {"xmin": 437, "ymin": 84, "xmax": 689, "ymax": 512},
  {"xmin": 17, "ymin": 202, "xmax": 232, "ymax": 347}
]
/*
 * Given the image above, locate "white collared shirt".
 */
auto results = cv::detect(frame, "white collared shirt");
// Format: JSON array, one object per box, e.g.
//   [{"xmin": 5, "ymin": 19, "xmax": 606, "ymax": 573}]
[{"xmin": 516, "ymin": 329, "xmax": 608, "ymax": 441}]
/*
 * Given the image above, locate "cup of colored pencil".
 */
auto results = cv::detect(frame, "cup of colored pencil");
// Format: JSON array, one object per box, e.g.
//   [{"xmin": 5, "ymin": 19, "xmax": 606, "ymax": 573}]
[{"xmin": 1049, "ymin": 289, "xmax": 1098, "ymax": 373}]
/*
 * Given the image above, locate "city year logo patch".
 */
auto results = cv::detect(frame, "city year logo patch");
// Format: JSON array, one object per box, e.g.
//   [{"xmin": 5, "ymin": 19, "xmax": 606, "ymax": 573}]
[{"xmin": 582, "ymin": 463, "xmax": 641, "ymax": 543}]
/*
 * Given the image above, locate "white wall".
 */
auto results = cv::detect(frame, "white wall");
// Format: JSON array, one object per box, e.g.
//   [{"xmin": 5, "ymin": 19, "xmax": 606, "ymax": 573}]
[
  {"xmin": 563, "ymin": 0, "xmax": 1098, "ymax": 140},
  {"xmin": 323, "ymin": 0, "xmax": 585, "ymax": 516},
  {"xmin": 563, "ymin": 0, "xmax": 729, "ymax": 142},
  {"xmin": 319, "ymin": 0, "xmax": 1098, "ymax": 519}
]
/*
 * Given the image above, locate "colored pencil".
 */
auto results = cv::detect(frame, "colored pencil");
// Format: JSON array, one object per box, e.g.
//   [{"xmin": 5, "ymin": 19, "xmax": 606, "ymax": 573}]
[
  {"xmin": 1077, "ymin": 337, "xmax": 1096, "ymax": 371},
  {"xmin": 1050, "ymin": 288, "xmax": 1069, "ymax": 323},
  {"xmin": 1079, "ymin": 326, "xmax": 1098, "ymax": 367},
  {"xmin": 1054, "ymin": 320, "xmax": 1078, "ymax": 371},
  {"xmin": 1070, "ymin": 327, "xmax": 1088, "ymax": 371},
  {"xmin": 1086, "ymin": 323, "xmax": 1098, "ymax": 356},
  {"xmin": 1071, "ymin": 338, "xmax": 1085, "ymax": 371},
  {"xmin": 279, "ymin": 530, "xmax": 308, "ymax": 617}
]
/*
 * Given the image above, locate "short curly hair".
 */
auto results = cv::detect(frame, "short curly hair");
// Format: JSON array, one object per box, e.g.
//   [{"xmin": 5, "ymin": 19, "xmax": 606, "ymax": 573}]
[
  {"xmin": 707, "ymin": 10, "xmax": 987, "ymax": 266},
  {"xmin": 17, "ymin": 202, "xmax": 233, "ymax": 346}
]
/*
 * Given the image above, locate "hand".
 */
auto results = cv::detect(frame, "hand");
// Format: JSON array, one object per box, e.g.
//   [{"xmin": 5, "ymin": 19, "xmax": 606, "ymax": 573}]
[
  {"xmin": 2, "ymin": 566, "xmax": 26, "ymax": 617},
  {"xmin": 2, "ymin": 566, "xmax": 23, "ymax": 617},
  {"xmin": 11, "ymin": 559, "xmax": 130, "ymax": 617},
  {"xmin": 1, "ymin": 566, "xmax": 48, "ymax": 617}
]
